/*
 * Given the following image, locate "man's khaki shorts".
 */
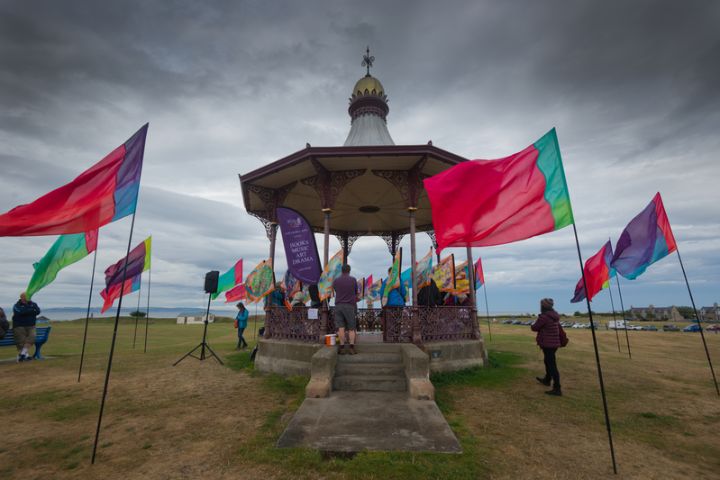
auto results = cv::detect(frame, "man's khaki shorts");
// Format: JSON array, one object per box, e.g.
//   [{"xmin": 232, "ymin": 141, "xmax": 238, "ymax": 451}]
[
  {"xmin": 334, "ymin": 304, "xmax": 357, "ymax": 330},
  {"xmin": 13, "ymin": 326, "xmax": 36, "ymax": 346}
]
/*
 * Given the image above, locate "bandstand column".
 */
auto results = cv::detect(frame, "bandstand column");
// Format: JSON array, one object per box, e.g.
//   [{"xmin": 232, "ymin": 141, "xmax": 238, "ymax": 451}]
[
  {"xmin": 466, "ymin": 246, "xmax": 481, "ymax": 339},
  {"xmin": 320, "ymin": 208, "xmax": 331, "ymax": 340},
  {"xmin": 268, "ymin": 222, "xmax": 278, "ymax": 267},
  {"xmin": 409, "ymin": 208, "xmax": 418, "ymax": 307},
  {"xmin": 322, "ymin": 209, "xmax": 331, "ymax": 266}
]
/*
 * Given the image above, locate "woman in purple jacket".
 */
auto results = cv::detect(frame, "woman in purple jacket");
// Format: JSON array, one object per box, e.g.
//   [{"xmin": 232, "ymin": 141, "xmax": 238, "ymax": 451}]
[{"xmin": 531, "ymin": 298, "xmax": 564, "ymax": 396}]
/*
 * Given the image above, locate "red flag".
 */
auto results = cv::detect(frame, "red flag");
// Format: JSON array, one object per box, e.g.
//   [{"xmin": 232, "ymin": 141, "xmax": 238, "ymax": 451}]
[
  {"xmin": 225, "ymin": 284, "xmax": 247, "ymax": 303},
  {"xmin": 0, "ymin": 125, "xmax": 148, "ymax": 236},
  {"xmin": 424, "ymin": 129, "xmax": 573, "ymax": 252}
]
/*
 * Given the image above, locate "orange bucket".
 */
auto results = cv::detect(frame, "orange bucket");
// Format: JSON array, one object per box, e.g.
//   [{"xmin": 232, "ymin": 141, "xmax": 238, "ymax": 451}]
[{"xmin": 324, "ymin": 334, "xmax": 337, "ymax": 346}]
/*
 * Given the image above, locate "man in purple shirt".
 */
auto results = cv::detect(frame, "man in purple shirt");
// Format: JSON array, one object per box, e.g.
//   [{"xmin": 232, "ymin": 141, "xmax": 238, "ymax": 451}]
[{"xmin": 332, "ymin": 264, "xmax": 360, "ymax": 355}]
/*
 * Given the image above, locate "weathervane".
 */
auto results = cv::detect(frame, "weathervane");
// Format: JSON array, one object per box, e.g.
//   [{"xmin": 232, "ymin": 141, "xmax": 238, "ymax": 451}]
[{"xmin": 362, "ymin": 46, "xmax": 375, "ymax": 76}]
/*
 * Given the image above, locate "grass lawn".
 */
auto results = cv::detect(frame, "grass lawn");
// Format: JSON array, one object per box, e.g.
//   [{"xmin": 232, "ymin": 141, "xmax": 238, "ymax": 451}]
[{"xmin": 0, "ymin": 317, "xmax": 718, "ymax": 479}]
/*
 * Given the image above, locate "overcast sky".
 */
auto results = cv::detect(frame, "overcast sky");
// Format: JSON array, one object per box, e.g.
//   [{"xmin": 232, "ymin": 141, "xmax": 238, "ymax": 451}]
[{"xmin": 1, "ymin": 0, "xmax": 718, "ymax": 315}]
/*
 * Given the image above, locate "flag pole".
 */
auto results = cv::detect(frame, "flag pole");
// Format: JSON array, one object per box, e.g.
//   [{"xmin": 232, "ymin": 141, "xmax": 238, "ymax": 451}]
[
  {"xmin": 143, "ymin": 265, "xmax": 151, "ymax": 353},
  {"xmin": 614, "ymin": 275, "xmax": 632, "ymax": 359},
  {"xmin": 572, "ymin": 223, "xmax": 618, "ymax": 474},
  {"xmin": 482, "ymin": 282, "xmax": 492, "ymax": 341},
  {"xmin": 133, "ymin": 274, "xmax": 142, "ymax": 349},
  {"xmin": 607, "ymin": 280, "xmax": 621, "ymax": 353},
  {"xmin": 676, "ymin": 248, "xmax": 720, "ymax": 396},
  {"xmin": 78, "ymin": 247, "xmax": 98, "ymax": 383},
  {"xmin": 91, "ymin": 212, "xmax": 137, "ymax": 464}
]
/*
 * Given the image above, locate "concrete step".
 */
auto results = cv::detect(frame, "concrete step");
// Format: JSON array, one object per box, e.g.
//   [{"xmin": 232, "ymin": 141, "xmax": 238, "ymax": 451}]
[
  {"xmin": 337, "ymin": 352, "xmax": 402, "ymax": 364},
  {"xmin": 333, "ymin": 374, "xmax": 407, "ymax": 392},
  {"xmin": 336, "ymin": 362, "xmax": 405, "ymax": 376}
]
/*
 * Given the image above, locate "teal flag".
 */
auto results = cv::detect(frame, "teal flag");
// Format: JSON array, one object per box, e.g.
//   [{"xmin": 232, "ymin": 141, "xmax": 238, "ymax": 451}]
[{"xmin": 26, "ymin": 230, "xmax": 98, "ymax": 299}]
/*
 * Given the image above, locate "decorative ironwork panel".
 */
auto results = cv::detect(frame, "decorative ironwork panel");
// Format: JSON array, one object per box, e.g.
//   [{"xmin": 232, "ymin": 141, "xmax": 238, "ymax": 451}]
[
  {"xmin": 356, "ymin": 308, "xmax": 383, "ymax": 333},
  {"xmin": 264, "ymin": 307, "xmax": 321, "ymax": 343},
  {"xmin": 248, "ymin": 210, "xmax": 278, "ymax": 240},
  {"xmin": 301, "ymin": 166, "xmax": 366, "ymax": 210},
  {"xmin": 246, "ymin": 182, "xmax": 296, "ymax": 223},
  {"xmin": 379, "ymin": 231, "xmax": 404, "ymax": 257},
  {"xmin": 384, "ymin": 307, "xmax": 414, "ymax": 343},
  {"xmin": 337, "ymin": 233, "xmax": 361, "ymax": 257},
  {"xmin": 372, "ymin": 158, "xmax": 428, "ymax": 208},
  {"xmin": 420, "ymin": 306, "xmax": 479, "ymax": 342}
]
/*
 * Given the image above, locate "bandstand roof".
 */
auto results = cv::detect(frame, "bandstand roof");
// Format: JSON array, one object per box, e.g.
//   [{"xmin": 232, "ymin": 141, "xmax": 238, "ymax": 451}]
[{"xmin": 239, "ymin": 144, "xmax": 468, "ymax": 238}]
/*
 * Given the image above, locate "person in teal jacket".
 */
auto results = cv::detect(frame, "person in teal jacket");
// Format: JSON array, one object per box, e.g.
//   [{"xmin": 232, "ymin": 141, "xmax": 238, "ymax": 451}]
[
  {"xmin": 381, "ymin": 267, "xmax": 407, "ymax": 307},
  {"xmin": 235, "ymin": 302, "xmax": 249, "ymax": 349}
]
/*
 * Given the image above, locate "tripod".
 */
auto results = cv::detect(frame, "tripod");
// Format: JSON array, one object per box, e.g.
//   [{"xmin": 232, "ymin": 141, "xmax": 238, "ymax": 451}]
[{"xmin": 173, "ymin": 293, "xmax": 223, "ymax": 366}]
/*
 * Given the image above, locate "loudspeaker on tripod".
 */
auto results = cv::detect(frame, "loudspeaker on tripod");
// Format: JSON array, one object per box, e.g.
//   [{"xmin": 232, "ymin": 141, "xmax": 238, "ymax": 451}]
[{"xmin": 204, "ymin": 270, "xmax": 219, "ymax": 294}]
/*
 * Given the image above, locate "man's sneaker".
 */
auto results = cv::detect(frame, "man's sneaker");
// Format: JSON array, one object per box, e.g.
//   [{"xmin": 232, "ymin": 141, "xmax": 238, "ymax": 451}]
[
  {"xmin": 545, "ymin": 387, "xmax": 562, "ymax": 396},
  {"xmin": 349, "ymin": 345, "xmax": 357, "ymax": 355},
  {"xmin": 338, "ymin": 345, "xmax": 347, "ymax": 355},
  {"xmin": 17, "ymin": 354, "xmax": 23, "ymax": 363},
  {"xmin": 22, "ymin": 354, "xmax": 32, "ymax": 362}
]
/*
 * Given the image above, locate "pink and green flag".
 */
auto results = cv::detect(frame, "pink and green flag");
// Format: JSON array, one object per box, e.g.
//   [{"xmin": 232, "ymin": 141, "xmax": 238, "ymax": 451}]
[
  {"xmin": 382, "ymin": 248, "xmax": 402, "ymax": 307},
  {"xmin": 424, "ymin": 128, "xmax": 573, "ymax": 252},
  {"xmin": 318, "ymin": 250, "xmax": 344, "ymax": 301},
  {"xmin": 211, "ymin": 259, "xmax": 243, "ymax": 300},
  {"xmin": 245, "ymin": 259, "xmax": 275, "ymax": 302},
  {"xmin": 26, "ymin": 230, "xmax": 98, "ymax": 299}
]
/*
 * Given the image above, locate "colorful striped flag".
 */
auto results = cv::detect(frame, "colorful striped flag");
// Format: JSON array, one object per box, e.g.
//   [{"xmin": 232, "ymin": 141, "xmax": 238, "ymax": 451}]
[
  {"xmin": 424, "ymin": 128, "xmax": 573, "ymax": 252},
  {"xmin": 104, "ymin": 236, "xmax": 151, "ymax": 288},
  {"xmin": 26, "ymin": 230, "xmax": 98, "ymax": 299},
  {"xmin": 432, "ymin": 254, "xmax": 456, "ymax": 293},
  {"xmin": 571, "ymin": 241, "xmax": 616, "ymax": 303},
  {"xmin": 0, "ymin": 125, "xmax": 148, "ymax": 236},
  {"xmin": 318, "ymin": 250, "xmax": 344, "ymax": 301},
  {"xmin": 611, "ymin": 193, "xmax": 677, "ymax": 280},
  {"xmin": 211, "ymin": 259, "xmax": 243, "ymax": 300},
  {"xmin": 454, "ymin": 260, "xmax": 470, "ymax": 294},
  {"xmin": 382, "ymin": 248, "xmax": 402, "ymax": 307},
  {"xmin": 245, "ymin": 259, "xmax": 275, "ymax": 302},
  {"xmin": 100, "ymin": 273, "xmax": 141, "ymax": 313}
]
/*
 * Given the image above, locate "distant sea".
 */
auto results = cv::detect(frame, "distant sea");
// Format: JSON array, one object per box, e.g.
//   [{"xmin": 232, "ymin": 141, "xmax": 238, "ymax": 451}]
[{"xmin": 39, "ymin": 306, "xmax": 240, "ymax": 321}]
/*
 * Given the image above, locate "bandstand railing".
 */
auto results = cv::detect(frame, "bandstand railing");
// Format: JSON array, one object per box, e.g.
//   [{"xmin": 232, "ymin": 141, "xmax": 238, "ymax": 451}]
[{"xmin": 264, "ymin": 306, "xmax": 480, "ymax": 344}]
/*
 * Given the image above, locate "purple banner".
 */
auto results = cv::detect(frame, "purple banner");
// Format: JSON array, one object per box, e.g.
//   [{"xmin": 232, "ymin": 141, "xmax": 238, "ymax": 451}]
[{"xmin": 276, "ymin": 207, "xmax": 322, "ymax": 284}]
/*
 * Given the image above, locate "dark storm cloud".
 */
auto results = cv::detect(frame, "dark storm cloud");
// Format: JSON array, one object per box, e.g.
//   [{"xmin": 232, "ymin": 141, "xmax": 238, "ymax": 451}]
[{"xmin": 0, "ymin": 0, "xmax": 718, "ymax": 312}]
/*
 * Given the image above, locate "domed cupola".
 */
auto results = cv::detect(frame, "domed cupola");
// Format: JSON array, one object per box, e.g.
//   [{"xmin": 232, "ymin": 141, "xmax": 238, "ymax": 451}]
[{"xmin": 343, "ymin": 47, "xmax": 395, "ymax": 146}]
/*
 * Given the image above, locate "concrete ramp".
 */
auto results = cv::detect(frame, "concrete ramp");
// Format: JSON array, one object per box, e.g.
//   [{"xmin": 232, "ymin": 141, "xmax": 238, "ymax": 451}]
[{"xmin": 276, "ymin": 391, "xmax": 462, "ymax": 453}]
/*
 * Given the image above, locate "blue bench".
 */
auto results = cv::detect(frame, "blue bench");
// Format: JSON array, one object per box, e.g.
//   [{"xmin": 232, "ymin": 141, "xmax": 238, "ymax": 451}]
[{"xmin": 0, "ymin": 325, "xmax": 52, "ymax": 359}]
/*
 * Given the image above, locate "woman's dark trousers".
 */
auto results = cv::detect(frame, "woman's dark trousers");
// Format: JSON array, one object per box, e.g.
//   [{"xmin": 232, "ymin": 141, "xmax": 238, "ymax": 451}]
[
  {"xmin": 237, "ymin": 328, "xmax": 248, "ymax": 348},
  {"xmin": 542, "ymin": 347, "xmax": 560, "ymax": 387}
]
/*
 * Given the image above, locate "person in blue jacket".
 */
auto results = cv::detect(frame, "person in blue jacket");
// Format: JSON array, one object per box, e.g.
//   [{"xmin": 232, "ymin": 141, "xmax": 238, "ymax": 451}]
[
  {"xmin": 12, "ymin": 292, "xmax": 41, "ymax": 362},
  {"xmin": 235, "ymin": 302, "xmax": 249, "ymax": 349},
  {"xmin": 381, "ymin": 267, "xmax": 406, "ymax": 307}
]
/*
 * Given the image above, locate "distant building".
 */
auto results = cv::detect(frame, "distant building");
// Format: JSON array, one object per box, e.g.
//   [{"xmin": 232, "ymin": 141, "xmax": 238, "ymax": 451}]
[
  {"xmin": 700, "ymin": 303, "xmax": 719, "ymax": 322},
  {"xmin": 629, "ymin": 304, "xmax": 683, "ymax": 322},
  {"xmin": 177, "ymin": 312, "xmax": 214, "ymax": 325}
]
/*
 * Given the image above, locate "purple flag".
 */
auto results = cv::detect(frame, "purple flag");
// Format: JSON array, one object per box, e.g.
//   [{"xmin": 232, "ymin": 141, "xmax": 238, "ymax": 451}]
[
  {"xmin": 104, "ymin": 237, "xmax": 152, "ymax": 288},
  {"xmin": 610, "ymin": 193, "xmax": 677, "ymax": 280},
  {"xmin": 276, "ymin": 207, "xmax": 322, "ymax": 284}
]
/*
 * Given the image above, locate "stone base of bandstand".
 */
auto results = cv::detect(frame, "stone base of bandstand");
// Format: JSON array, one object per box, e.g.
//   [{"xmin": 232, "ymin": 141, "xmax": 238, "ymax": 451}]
[
  {"xmin": 254, "ymin": 337, "xmax": 487, "ymax": 377},
  {"xmin": 424, "ymin": 339, "xmax": 488, "ymax": 373},
  {"xmin": 254, "ymin": 339, "xmax": 324, "ymax": 376}
]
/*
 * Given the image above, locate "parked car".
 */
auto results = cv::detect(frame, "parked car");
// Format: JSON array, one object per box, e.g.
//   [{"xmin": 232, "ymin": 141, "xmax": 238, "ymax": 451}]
[
  {"xmin": 502, "ymin": 319, "xmax": 513, "ymax": 325},
  {"xmin": 641, "ymin": 325, "xmax": 658, "ymax": 331},
  {"xmin": 706, "ymin": 324, "xmax": 720, "ymax": 332},
  {"xmin": 511, "ymin": 319, "xmax": 523, "ymax": 325},
  {"xmin": 561, "ymin": 321, "xmax": 574, "ymax": 328},
  {"xmin": 628, "ymin": 325, "xmax": 643, "ymax": 331},
  {"xmin": 663, "ymin": 324, "xmax": 680, "ymax": 332},
  {"xmin": 571, "ymin": 323, "xmax": 586, "ymax": 329},
  {"xmin": 683, "ymin": 324, "xmax": 701, "ymax": 332}
]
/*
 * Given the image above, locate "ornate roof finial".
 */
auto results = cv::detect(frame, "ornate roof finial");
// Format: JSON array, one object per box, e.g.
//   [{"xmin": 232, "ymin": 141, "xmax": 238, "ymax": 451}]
[{"xmin": 361, "ymin": 46, "xmax": 374, "ymax": 77}]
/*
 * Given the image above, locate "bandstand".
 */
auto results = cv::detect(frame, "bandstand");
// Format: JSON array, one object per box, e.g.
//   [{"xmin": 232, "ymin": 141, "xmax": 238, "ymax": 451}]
[{"xmin": 239, "ymin": 51, "xmax": 487, "ymax": 379}]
